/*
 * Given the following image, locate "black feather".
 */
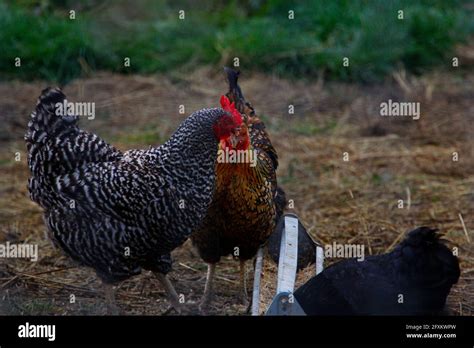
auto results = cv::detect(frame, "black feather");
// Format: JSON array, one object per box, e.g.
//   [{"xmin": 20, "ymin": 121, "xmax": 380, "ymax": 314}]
[{"xmin": 294, "ymin": 226, "xmax": 460, "ymax": 315}]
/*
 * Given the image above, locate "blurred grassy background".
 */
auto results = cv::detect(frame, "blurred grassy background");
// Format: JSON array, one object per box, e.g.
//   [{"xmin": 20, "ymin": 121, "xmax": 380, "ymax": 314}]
[{"xmin": 1, "ymin": 0, "xmax": 473, "ymax": 83}]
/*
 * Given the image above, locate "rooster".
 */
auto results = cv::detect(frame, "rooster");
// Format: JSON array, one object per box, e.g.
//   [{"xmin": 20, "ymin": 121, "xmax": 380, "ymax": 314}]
[
  {"xmin": 25, "ymin": 87, "xmax": 243, "ymax": 313},
  {"xmin": 294, "ymin": 227, "xmax": 460, "ymax": 315},
  {"xmin": 191, "ymin": 68, "xmax": 286, "ymax": 309}
]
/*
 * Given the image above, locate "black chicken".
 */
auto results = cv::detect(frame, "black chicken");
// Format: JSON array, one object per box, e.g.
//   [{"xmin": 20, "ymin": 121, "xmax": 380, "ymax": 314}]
[
  {"xmin": 294, "ymin": 227, "xmax": 460, "ymax": 315},
  {"xmin": 25, "ymin": 87, "xmax": 242, "ymax": 313}
]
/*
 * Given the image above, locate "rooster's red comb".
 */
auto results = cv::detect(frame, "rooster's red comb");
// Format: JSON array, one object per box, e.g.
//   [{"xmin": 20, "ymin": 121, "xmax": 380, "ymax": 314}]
[{"xmin": 220, "ymin": 95, "xmax": 242, "ymax": 124}]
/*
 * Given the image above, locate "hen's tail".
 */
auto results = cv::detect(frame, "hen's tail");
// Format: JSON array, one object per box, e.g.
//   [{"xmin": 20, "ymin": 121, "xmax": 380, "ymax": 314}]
[
  {"xmin": 25, "ymin": 88, "xmax": 121, "ymax": 209},
  {"xmin": 26, "ymin": 88, "xmax": 80, "ymax": 209},
  {"xmin": 398, "ymin": 227, "xmax": 460, "ymax": 284},
  {"xmin": 396, "ymin": 227, "xmax": 460, "ymax": 311},
  {"xmin": 25, "ymin": 88, "xmax": 77, "ymax": 177}
]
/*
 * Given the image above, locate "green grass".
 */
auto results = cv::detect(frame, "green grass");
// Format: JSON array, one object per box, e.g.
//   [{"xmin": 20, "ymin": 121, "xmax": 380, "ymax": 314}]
[
  {"xmin": 0, "ymin": 0, "xmax": 472, "ymax": 83},
  {"xmin": 290, "ymin": 119, "xmax": 338, "ymax": 136},
  {"xmin": 12, "ymin": 297, "xmax": 55, "ymax": 315},
  {"xmin": 111, "ymin": 128, "xmax": 165, "ymax": 146},
  {"xmin": 0, "ymin": 3, "xmax": 114, "ymax": 81},
  {"xmin": 0, "ymin": 158, "xmax": 14, "ymax": 167}
]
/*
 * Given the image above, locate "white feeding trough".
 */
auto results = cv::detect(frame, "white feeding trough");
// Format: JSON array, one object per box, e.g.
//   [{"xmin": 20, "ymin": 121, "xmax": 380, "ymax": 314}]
[{"xmin": 251, "ymin": 213, "xmax": 324, "ymax": 315}]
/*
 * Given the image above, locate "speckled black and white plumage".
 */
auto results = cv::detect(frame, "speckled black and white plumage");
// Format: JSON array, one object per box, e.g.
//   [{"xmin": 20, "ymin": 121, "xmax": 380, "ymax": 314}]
[{"xmin": 25, "ymin": 87, "xmax": 229, "ymax": 283}]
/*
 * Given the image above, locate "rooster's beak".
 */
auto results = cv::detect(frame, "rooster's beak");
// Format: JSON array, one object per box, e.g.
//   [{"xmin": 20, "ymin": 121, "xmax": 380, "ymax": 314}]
[
  {"xmin": 229, "ymin": 133, "xmax": 239, "ymax": 148},
  {"xmin": 230, "ymin": 126, "xmax": 243, "ymax": 148}
]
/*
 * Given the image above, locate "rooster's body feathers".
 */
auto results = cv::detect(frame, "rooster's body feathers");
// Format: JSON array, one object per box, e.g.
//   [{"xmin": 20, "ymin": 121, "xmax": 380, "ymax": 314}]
[{"xmin": 192, "ymin": 70, "xmax": 284, "ymax": 264}]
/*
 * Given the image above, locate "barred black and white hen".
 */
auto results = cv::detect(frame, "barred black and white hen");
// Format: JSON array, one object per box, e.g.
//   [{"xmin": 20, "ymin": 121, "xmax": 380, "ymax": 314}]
[{"xmin": 25, "ymin": 87, "xmax": 242, "ymax": 313}]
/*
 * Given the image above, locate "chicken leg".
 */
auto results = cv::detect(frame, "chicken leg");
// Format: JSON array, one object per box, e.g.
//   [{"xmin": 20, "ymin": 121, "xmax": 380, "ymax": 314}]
[
  {"xmin": 154, "ymin": 272, "xmax": 183, "ymax": 314},
  {"xmin": 200, "ymin": 263, "xmax": 216, "ymax": 311},
  {"xmin": 200, "ymin": 260, "xmax": 249, "ymax": 311},
  {"xmin": 103, "ymin": 282, "xmax": 119, "ymax": 315},
  {"xmin": 239, "ymin": 260, "xmax": 249, "ymax": 306}
]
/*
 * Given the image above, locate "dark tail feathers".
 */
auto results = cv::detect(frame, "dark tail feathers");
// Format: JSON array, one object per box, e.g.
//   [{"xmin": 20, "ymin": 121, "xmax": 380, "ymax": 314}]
[
  {"xmin": 224, "ymin": 67, "xmax": 244, "ymax": 100},
  {"xmin": 224, "ymin": 67, "xmax": 256, "ymax": 116},
  {"xmin": 398, "ymin": 226, "xmax": 460, "ymax": 288},
  {"xmin": 25, "ymin": 87, "xmax": 77, "ymax": 148},
  {"xmin": 25, "ymin": 88, "xmax": 79, "ymax": 182}
]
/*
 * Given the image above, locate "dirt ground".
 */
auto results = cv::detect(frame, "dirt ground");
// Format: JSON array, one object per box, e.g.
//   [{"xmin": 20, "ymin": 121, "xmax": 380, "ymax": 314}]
[{"xmin": 0, "ymin": 67, "xmax": 473, "ymax": 315}]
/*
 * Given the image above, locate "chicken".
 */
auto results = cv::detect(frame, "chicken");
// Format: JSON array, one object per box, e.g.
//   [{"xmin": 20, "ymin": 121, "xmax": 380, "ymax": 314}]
[
  {"xmin": 25, "ymin": 87, "xmax": 243, "ymax": 313},
  {"xmin": 294, "ymin": 227, "xmax": 460, "ymax": 315},
  {"xmin": 191, "ymin": 68, "xmax": 286, "ymax": 309}
]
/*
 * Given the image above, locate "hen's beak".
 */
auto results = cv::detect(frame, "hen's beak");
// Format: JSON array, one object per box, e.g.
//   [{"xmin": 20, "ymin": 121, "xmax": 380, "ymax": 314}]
[
  {"xmin": 229, "ymin": 127, "xmax": 241, "ymax": 148},
  {"xmin": 229, "ymin": 134, "xmax": 239, "ymax": 148}
]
